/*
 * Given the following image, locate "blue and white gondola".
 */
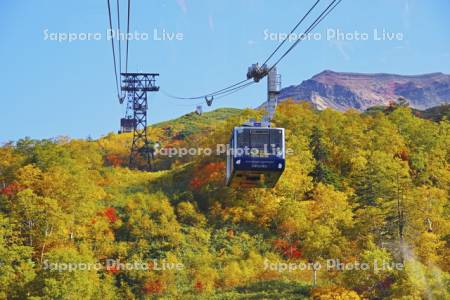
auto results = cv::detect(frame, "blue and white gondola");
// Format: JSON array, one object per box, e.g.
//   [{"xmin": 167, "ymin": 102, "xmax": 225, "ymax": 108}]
[{"xmin": 226, "ymin": 124, "xmax": 285, "ymax": 188}]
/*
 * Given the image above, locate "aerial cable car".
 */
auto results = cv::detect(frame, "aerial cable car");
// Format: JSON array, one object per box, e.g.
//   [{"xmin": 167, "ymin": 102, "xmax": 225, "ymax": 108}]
[
  {"xmin": 226, "ymin": 66, "xmax": 284, "ymax": 188},
  {"xmin": 226, "ymin": 122, "xmax": 285, "ymax": 188},
  {"xmin": 118, "ymin": 117, "xmax": 136, "ymax": 134},
  {"xmin": 195, "ymin": 105, "xmax": 203, "ymax": 115},
  {"xmin": 205, "ymin": 95, "xmax": 214, "ymax": 106}
]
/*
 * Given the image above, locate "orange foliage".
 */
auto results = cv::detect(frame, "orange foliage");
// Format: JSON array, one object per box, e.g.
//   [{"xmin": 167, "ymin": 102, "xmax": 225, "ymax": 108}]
[
  {"xmin": 273, "ymin": 239, "xmax": 302, "ymax": 259},
  {"xmin": 279, "ymin": 220, "xmax": 298, "ymax": 237},
  {"xmin": 189, "ymin": 162, "xmax": 225, "ymax": 190},
  {"xmin": 273, "ymin": 239, "xmax": 290, "ymax": 251},
  {"xmin": 143, "ymin": 279, "xmax": 165, "ymax": 294},
  {"xmin": 147, "ymin": 261, "xmax": 154, "ymax": 269},
  {"xmin": 105, "ymin": 154, "xmax": 123, "ymax": 167},
  {"xmin": 163, "ymin": 139, "xmax": 184, "ymax": 149},
  {"xmin": 395, "ymin": 149, "xmax": 409, "ymax": 161}
]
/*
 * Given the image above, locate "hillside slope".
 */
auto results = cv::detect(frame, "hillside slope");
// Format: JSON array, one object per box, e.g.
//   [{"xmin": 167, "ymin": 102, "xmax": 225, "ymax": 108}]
[
  {"xmin": 0, "ymin": 103, "xmax": 449, "ymax": 299},
  {"xmin": 154, "ymin": 107, "xmax": 242, "ymax": 139}
]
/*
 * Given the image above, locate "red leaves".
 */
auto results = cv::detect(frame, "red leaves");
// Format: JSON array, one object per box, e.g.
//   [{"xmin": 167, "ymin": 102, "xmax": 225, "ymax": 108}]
[
  {"xmin": 273, "ymin": 239, "xmax": 302, "ymax": 259},
  {"xmin": 194, "ymin": 280, "xmax": 204, "ymax": 291},
  {"xmin": 143, "ymin": 279, "xmax": 164, "ymax": 294},
  {"xmin": 283, "ymin": 244, "xmax": 302, "ymax": 259},
  {"xmin": 0, "ymin": 182, "xmax": 22, "ymax": 196},
  {"xmin": 189, "ymin": 162, "xmax": 225, "ymax": 191},
  {"xmin": 190, "ymin": 178, "xmax": 202, "ymax": 190},
  {"xmin": 103, "ymin": 207, "xmax": 119, "ymax": 223},
  {"xmin": 106, "ymin": 264, "xmax": 120, "ymax": 274}
]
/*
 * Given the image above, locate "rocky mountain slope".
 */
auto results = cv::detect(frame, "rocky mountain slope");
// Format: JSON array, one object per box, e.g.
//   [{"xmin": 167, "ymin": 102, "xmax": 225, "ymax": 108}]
[{"xmin": 278, "ymin": 70, "xmax": 450, "ymax": 111}]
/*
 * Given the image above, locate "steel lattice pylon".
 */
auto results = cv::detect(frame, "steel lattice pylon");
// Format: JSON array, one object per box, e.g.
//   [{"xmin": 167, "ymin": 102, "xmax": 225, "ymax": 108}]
[{"xmin": 121, "ymin": 73, "xmax": 159, "ymax": 170}]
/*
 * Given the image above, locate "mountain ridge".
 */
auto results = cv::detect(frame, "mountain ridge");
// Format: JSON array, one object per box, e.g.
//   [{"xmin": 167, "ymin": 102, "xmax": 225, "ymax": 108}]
[{"xmin": 278, "ymin": 70, "xmax": 450, "ymax": 111}]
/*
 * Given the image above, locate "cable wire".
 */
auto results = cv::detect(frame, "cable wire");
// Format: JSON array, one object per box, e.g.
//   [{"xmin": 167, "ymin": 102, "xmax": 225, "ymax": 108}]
[
  {"xmin": 162, "ymin": 0, "xmax": 342, "ymax": 103},
  {"xmin": 271, "ymin": 0, "xmax": 342, "ymax": 70},
  {"xmin": 124, "ymin": 0, "xmax": 131, "ymax": 117},
  {"xmin": 107, "ymin": 0, "xmax": 120, "ymax": 99},
  {"xmin": 162, "ymin": 0, "xmax": 323, "ymax": 101},
  {"xmin": 162, "ymin": 78, "xmax": 252, "ymax": 100},
  {"xmin": 262, "ymin": 0, "xmax": 321, "ymax": 66},
  {"xmin": 125, "ymin": 0, "xmax": 131, "ymax": 74},
  {"xmin": 214, "ymin": 81, "xmax": 256, "ymax": 99},
  {"xmin": 116, "ymin": 0, "xmax": 122, "ymax": 76}
]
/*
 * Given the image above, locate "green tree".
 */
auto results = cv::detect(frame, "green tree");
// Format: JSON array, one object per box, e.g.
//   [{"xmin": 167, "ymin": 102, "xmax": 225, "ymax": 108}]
[{"xmin": 0, "ymin": 213, "xmax": 36, "ymax": 299}]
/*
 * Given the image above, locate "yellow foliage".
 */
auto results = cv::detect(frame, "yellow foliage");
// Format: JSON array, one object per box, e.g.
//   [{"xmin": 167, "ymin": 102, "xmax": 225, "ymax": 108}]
[{"xmin": 311, "ymin": 286, "xmax": 361, "ymax": 300}]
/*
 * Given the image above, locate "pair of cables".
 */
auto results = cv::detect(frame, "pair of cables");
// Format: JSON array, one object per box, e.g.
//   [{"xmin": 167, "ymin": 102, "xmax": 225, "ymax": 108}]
[
  {"xmin": 107, "ymin": 0, "xmax": 131, "ymax": 102},
  {"xmin": 162, "ymin": 0, "xmax": 342, "ymax": 103}
]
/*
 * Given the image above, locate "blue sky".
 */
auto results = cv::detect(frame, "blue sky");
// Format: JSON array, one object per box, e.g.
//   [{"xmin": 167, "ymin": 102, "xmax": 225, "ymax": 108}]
[{"xmin": 1, "ymin": 0, "xmax": 449, "ymax": 142}]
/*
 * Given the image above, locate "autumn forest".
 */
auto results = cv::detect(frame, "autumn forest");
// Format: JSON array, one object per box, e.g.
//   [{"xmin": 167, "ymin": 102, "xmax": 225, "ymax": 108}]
[{"xmin": 0, "ymin": 101, "xmax": 449, "ymax": 299}]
